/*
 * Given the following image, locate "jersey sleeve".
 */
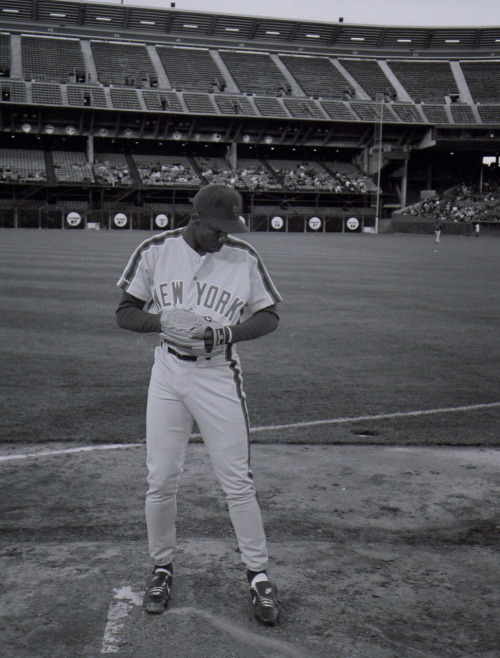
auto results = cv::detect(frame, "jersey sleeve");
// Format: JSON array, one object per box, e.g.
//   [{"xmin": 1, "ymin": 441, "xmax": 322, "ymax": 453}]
[
  {"xmin": 116, "ymin": 239, "xmax": 155, "ymax": 303},
  {"xmin": 246, "ymin": 250, "xmax": 282, "ymax": 315}
]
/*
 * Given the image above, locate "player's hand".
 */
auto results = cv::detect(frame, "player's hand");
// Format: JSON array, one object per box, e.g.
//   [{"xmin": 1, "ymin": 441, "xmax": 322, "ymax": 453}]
[{"xmin": 193, "ymin": 325, "xmax": 231, "ymax": 354}]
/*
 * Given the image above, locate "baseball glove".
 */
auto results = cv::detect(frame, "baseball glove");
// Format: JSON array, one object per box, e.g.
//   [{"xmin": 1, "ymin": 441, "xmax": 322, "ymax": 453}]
[{"xmin": 160, "ymin": 308, "xmax": 229, "ymax": 357}]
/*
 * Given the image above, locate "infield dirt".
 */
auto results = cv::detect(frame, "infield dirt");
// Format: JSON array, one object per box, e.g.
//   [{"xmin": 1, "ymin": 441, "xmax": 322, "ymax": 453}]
[{"xmin": 1, "ymin": 442, "xmax": 499, "ymax": 658}]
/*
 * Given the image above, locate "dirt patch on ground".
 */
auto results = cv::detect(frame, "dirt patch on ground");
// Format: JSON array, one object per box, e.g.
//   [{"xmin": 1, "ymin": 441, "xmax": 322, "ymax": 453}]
[{"xmin": 0, "ymin": 444, "xmax": 499, "ymax": 657}]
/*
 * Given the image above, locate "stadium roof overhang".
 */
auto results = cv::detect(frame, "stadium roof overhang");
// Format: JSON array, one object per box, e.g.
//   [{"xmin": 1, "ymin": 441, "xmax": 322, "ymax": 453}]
[{"xmin": 1, "ymin": 0, "xmax": 500, "ymax": 57}]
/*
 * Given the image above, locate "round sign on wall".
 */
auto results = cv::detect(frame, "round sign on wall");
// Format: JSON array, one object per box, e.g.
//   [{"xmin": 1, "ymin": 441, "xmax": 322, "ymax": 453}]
[
  {"xmin": 346, "ymin": 217, "xmax": 360, "ymax": 231},
  {"xmin": 114, "ymin": 213, "xmax": 128, "ymax": 228},
  {"xmin": 155, "ymin": 214, "xmax": 169, "ymax": 228},
  {"xmin": 271, "ymin": 216, "xmax": 284, "ymax": 230},
  {"xmin": 66, "ymin": 211, "xmax": 81, "ymax": 227},
  {"xmin": 308, "ymin": 216, "xmax": 322, "ymax": 231}
]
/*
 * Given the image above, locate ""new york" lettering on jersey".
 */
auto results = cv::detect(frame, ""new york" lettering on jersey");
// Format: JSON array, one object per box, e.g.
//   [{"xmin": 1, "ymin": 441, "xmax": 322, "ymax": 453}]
[{"xmin": 153, "ymin": 280, "xmax": 245, "ymax": 321}]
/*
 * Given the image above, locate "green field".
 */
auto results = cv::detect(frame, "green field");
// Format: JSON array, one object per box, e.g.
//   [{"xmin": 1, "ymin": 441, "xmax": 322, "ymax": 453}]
[{"xmin": 1, "ymin": 228, "xmax": 498, "ymax": 446}]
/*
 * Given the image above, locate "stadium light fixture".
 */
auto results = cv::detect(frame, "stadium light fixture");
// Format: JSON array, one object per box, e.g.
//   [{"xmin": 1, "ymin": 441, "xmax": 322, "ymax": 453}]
[
  {"xmin": 65, "ymin": 126, "xmax": 76, "ymax": 135},
  {"xmin": 264, "ymin": 136, "xmax": 273, "ymax": 144},
  {"xmin": 21, "ymin": 123, "xmax": 32, "ymax": 133},
  {"xmin": 242, "ymin": 134, "xmax": 251, "ymax": 143},
  {"xmin": 173, "ymin": 131, "xmax": 182, "ymax": 140},
  {"xmin": 44, "ymin": 124, "xmax": 55, "ymax": 134},
  {"xmin": 212, "ymin": 133, "xmax": 222, "ymax": 142},
  {"xmin": 98, "ymin": 128, "xmax": 108, "ymax": 136}
]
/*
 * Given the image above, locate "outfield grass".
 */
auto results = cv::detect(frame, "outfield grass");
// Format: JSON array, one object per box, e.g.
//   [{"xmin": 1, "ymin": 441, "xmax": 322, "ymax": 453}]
[{"xmin": 0, "ymin": 228, "xmax": 498, "ymax": 446}]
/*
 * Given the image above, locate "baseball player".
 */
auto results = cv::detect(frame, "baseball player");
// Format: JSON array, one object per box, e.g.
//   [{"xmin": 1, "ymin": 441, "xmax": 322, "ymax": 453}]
[
  {"xmin": 116, "ymin": 184, "xmax": 282, "ymax": 626},
  {"xmin": 434, "ymin": 220, "xmax": 443, "ymax": 243}
]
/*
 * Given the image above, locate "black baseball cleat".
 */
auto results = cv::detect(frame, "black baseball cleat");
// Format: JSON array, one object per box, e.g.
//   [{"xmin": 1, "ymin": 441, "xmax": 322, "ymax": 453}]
[
  {"xmin": 143, "ymin": 565, "xmax": 173, "ymax": 614},
  {"xmin": 250, "ymin": 580, "xmax": 280, "ymax": 626}
]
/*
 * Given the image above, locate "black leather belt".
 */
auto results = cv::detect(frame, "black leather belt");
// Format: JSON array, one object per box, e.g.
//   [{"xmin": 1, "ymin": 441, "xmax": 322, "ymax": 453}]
[{"xmin": 167, "ymin": 346, "xmax": 208, "ymax": 362}]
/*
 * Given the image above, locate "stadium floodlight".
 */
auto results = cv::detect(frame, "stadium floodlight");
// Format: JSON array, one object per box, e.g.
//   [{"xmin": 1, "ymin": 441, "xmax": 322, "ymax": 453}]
[
  {"xmin": 242, "ymin": 134, "xmax": 251, "ymax": 143},
  {"xmin": 123, "ymin": 129, "xmax": 133, "ymax": 138},
  {"xmin": 21, "ymin": 123, "xmax": 32, "ymax": 133},
  {"xmin": 98, "ymin": 128, "xmax": 108, "ymax": 136},
  {"xmin": 44, "ymin": 124, "xmax": 55, "ymax": 134},
  {"xmin": 65, "ymin": 126, "xmax": 76, "ymax": 135},
  {"xmin": 173, "ymin": 131, "xmax": 182, "ymax": 140},
  {"xmin": 264, "ymin": 136, "xmax": 273, "ymax": 144},
  {"xmin": 212, "ymin": 133, "xmax": 222, "ymax": 142}
]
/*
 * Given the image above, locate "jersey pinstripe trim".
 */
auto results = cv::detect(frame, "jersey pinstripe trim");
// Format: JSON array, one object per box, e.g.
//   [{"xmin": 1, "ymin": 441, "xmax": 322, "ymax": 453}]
[
  {"xmin": 117, "ymin": 228, "xmax": 184, "ymax": 293},
  {"xmin": 227, "ymin": 347, "xmax": 252, "ymax": 465},
  {"xmin": 224, "ymin": 236, "xmax": 282, "ymax": 305}
]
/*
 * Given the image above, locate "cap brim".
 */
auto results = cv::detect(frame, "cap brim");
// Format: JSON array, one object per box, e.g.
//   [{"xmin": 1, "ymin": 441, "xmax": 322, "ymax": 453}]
[{"xmin": 203, "ymin": 215, "xmax": 249, "ymax": 233}]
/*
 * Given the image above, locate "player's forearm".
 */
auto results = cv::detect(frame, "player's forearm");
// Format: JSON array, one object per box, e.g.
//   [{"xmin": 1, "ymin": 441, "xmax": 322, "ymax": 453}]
[
  {"xmin": 116, "ymin": 306, "xmax": 161, "ymax": 333},
  {"xmin": 229, "ymin": 308, "xmax": 279, "ymax": 343},
  {"xmin": 116, "ymin": 293, "xmax": 161, "ymax": 333}
]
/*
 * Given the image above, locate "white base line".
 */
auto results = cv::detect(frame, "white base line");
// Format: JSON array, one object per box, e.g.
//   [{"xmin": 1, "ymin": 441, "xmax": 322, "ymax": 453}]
[
  {"xmin": 251, "ymin": 401, "xmax": 500, "ymax": 433},
  {"xmin": 0, "ymin": 402, "xmax": 498, "ymax": 463},
  {"xmin": 101, "ymin": 586, "xmax": 142, "ymax": 654}
]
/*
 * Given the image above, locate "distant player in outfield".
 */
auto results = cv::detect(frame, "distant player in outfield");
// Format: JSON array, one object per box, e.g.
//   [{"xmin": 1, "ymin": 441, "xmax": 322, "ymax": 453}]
[
  {"xmin": 434, "ymin": 220, "xmax": 443, "ymax": 243},
  {"xmin": 474, "ymin": 222, "xmax": 480, "ymax": 237},
  {"xmin": 115, "ymin": 184, "xmax": 282, "ymax": 626}
]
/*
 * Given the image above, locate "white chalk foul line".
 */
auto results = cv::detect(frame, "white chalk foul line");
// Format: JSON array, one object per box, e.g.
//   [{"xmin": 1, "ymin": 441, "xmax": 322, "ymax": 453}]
[
  {"xmin": 250, "ymin": 401, "xmax": 500, "ymax": 433},
  {"xmin": 100, "ymin": 589, "xmax": 308, "ymax": 658},
  {"xmin": 101, "ymin": 586, "xmax": 142, "ymax": 654},
  {"xmin": 1, "ymin": 401, "xmax": 498, "ymax": 463}
]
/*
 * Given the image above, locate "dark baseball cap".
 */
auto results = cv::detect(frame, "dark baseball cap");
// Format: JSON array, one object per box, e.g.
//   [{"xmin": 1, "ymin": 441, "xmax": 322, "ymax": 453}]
[{"xmin": 192, "ymin": 184, "xmax": 249, "ymax": 233}]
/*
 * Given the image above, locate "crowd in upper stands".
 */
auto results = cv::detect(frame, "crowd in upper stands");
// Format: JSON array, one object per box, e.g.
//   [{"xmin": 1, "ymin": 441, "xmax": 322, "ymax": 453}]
[
  {"xmin": 135, "ymin": 159, "xmax": 200, "ymax": 186},
  {"xmin": 93, "ymin": 158, "xmax": 133, "ymax": 186},
  {"xmin": 404, "ymin": 177, "xmax": 500, "ymax": 222},
  {"xmin": 196, "ymin": 159, "xmax": 375, "ymax": 192},
  {"xmin": 0, "ymin": 166, "xmax": 46, "ymax": 182},
  {"xmin": 0, "ymin": 151, "xmax": 381, "ymax": 193}
]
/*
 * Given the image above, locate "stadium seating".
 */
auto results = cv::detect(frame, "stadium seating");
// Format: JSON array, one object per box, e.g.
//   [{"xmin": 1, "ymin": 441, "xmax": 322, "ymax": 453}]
[
  {"xmin": 320, "ymin": 101, "xmax": 358, "ymax": 121},
  {"xmin": 252, "ymin": 97, "xmax": 288, "ymax": 117},
  {"xmin": 230, "ymin": 159, "xmax": 281, "ymax": 190},
  {"xmin": 52, "ymin": 151, "xmax": 95, "ymax": 183},
  {"xmin": 283, "ymin": 99, "xmax": 326, "ymax": 119},
  {"xmin": 450, "ymin": 104, "xmax": 477, "ymax": 124},
  {"xmin": 391, "ymin": 103, "xmax": 424, "ymax": 123},
  {"xmin": 403, "ymin": 181, "xmax": 500, "ymax": 222},
  {"xmin": 133, "ymin": 155, "xmax": 200, "ymax": 186},
  {"xmin": 31, "ymin": 83, "xmax": 63, "ymax": 105},
  {"xmin": 386, "ymin": 60, "xmax": 459, "ymax": 102},
  {"xmin": 90, "ymin": 40, "xmax": 157, "ymax": 87},
  {"xmin": 67, "ymin": 85, "xmax": 107, "ymax": 108},
  {"xmin": 142, "ymin": 90, "xmax": 184, "ymax": 113},
  {"xmin": 477, "ymin": 105, "xmax": 500, "ymax": 123},
  {"xmin": 0, "ymin": 81, "xmax": 27, "ymax": 103},
  {"xmin": 215, "ymin": 95, "xmax": 257, "ymax": 115},
  {"xmin": 156, "ymin": 47, "xmax": 224, "ymax": 92},
  {"xmin": 267, "ymin": 160, "xmax": 337, "ymax": 191},
  {"xmin": 219, "ymin": 50, "xmax": 291, "ymax": 95},
  {"xmin": 183, "ymin": 93, "xmax": 217, "ymax": 114},
  {"xmin": 350, "ymin": 102, "xmax": 399, "ymax": 122},
  {"xmin": 0, "ymin": 33, "xmax": 11, "ymax": 77},
  {"xmin": 110, "ymin": 87, "xmax": 142, "ymax": 110},
  {"xmin": 93, "ymin": 154, "xmax": 132, "ymax": 186},
  {"xmin": 0, "ymin": 148, "xmax": 46, "ymax": 182},
  {"xmin": 420, "ymin": 104, "xmax": 451, "ymax": 124},
  {"xmin": 195, "ymin": 157, "xmax": 234, "ymax": 185},
  {"xmin": 278, "ymin": 55, "xmax": 353, "ymax": 99},
  {"xmin": 460, "ymin": 61, "xmax": 500, "ymax": 103},
  {"xmin": 339, "ymin": 59, "xmax": 397, "ymax": 100},
  {"xmin": 21, "ymin": 36, "xmax": 85, "ymax": 83}
]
